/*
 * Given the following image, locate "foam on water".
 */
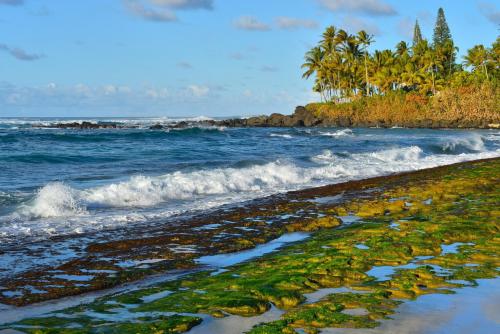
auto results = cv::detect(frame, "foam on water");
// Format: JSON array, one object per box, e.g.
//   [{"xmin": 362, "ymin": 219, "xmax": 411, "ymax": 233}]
[
  {"xmin": 270, "ymin": 133, "xmax": 293, "ymax": 139},
  {"xmin": 2, "ymin": 145, "xmax": 499, "ymax": 241},
  {"xmin": 320, "ymin": 129, "xmax": 354, "ymax": 137},
  {"xmin": 440, "ymin": 133, "xmax": 486, "ymax": 153},
  {"xmin": 1, "ymin": 126, "xmax": 499, "ymax": 242},
  {"xmin": 20, "ymin": 183, "xmax": 87, "ymax": 219}
]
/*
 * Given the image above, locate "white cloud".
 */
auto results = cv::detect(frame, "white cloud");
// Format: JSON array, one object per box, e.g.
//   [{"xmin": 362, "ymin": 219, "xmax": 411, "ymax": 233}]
[
  {"xmin": 150, "ymin": 0, "xmax": 213, "ymax": 10},
  {"xmin": 317, "ymin": 0, "xmax": 396, "ymax": 16},
  {"xmin": 103, "ymin": 85, "xmax": 118, "ymax": 95},
  {"xmin": 118, "ymin": 86, "xmax": 132, "ymax": 94},
  {"xmin": 478, "ymin": 1, "xmax": 500, "ymax": 25},
  {"xmin": 74, "ymin": 84, "xmax": 92, "ymax": 98},
  {"xmin": 145, "ymin": 87, "xmax": 169, "ymax": 99},
  {"xmin": 275, "ymin": 17, "xmax": 318, "ymax": 30},
  {"xmin": 0, "ymin": 43, "xmax": 44, "ymax": 61},
  {"xmin": 123, "ymin": 0, "xmax": 178, "ymax": 22},
  {"xmin": 187, "ymin": 84, "xmax": 210, "ymax": 97},
  {"xmin": 234, "ymin": 16, "xmax": 271, "ymax": 31},
  {"xmin": 0, "ymin": 0, "xmax": 23, "ymax": 6},
  {"xmin": 123, "ymin": 0, "xmax": 213, "ymax": 22},
  {"xmin": 342, "ymin": 16, "xmax": 381, "ymax": 35}
]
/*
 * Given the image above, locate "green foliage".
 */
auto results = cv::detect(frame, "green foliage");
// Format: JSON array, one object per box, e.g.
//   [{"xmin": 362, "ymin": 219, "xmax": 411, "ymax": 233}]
[
  {"xmin": 302, "ymin": 8, "xmax": 498, "ymax": 102},
  {"xmin": 412, "ymin": 20, "xmax": 423, "ymax": 46},
  {"xmin": 433, "ymin": 8, "xmax": 452, "ymax": 47}
]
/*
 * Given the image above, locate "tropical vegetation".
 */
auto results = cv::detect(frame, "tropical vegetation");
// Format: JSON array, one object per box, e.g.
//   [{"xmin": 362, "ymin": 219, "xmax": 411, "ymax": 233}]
[{"xmin": 302, "ymin": 7, "xmax": 500, "ymax": 102}]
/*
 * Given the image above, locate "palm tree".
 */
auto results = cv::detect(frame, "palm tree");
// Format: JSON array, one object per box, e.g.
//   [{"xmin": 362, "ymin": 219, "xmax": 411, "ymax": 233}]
[
  {"xmin": 301, "ymin": 25, "xmax": 499, "ymax": 100},
  {"xmin": 464, "ymin": 45, "xmax": 490, "ymax": 80},
  {"xmin": 422, "ymin": 47, "xmax": 444, "ymax": 94},
  {"xmin": 341, "ymin": 35, "xmax": 362, "ymax": 96},
  {"xmin": 357, "ymin": 30, "xmax": 375, "ymax": 96},
  {"xmin": 321, "ymin": 26, "xmax": 337, "ymax": 54},
  {"xmin": 395, "ymin": 41, "xmax": 410, "ymax": 89},
  {"xmin": 302, "ymin": 47, "xmax": 326, "ymax": 100},
  {"xmin": 334, "ymin": 29, "xmax": 349, "ymax": 46}
]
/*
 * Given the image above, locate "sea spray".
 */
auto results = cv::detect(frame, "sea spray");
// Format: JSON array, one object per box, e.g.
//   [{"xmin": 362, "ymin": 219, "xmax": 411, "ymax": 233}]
[{"xmin": 440, "ymin": 133, "xmax": 486, "ymax": 153}]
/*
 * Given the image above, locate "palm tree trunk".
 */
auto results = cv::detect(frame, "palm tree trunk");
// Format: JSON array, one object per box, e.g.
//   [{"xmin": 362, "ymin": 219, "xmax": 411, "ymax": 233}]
[
  {"xmin": 364, "ymin": 53, "xmax": 369, "ymax": 96},
  {"xmin": 432, "ymin": 70, "xmax": 435, "ymax": 94}
]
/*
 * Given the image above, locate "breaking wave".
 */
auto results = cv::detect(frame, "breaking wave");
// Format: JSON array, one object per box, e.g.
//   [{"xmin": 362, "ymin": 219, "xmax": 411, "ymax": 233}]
[
  {"xmin": 13, "ymin": 145, "xmax": 499, "ymax": 225},
  {"xmin": 439, "ymin": 134, "xmax": 486, "ymax": 153},
  {"xmin": 1, "ymin": 126, "xmax": 499, "ymax": 242},
  {"xmin": 320, "ymin": 129, "xmax": 354, "ymax": 137}
]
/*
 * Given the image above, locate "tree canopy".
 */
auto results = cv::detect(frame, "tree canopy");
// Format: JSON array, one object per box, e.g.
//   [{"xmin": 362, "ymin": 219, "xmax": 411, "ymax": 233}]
[{"xmin": 302, "ymin": 8, "xmax": 499, "ymax": 102}]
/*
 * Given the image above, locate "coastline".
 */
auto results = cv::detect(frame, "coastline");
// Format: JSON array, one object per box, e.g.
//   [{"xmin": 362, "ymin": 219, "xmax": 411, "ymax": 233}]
[
  {"xmin": 28, "ymin": 83, "xmax": 500, "ymax": 130},
  {"xmin": 1, "ymin": 157, "xmax": 498, "ymax": 308},
  {"xmin": 2, "ymin": 157, "xmax": 499, "ymax": 332}
]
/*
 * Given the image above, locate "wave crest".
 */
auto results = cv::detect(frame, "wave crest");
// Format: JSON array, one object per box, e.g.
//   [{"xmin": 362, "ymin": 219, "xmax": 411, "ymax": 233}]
[
  {"xmin": 369, "ymin": 146, "xmax": 423, "ymax": 162},
  {"xmin": 320, "ymin": 129, "xmax": 353, "ymax": 137},
  {"xmin": 441, "ymin": 134, "xmax": 485, "ymax": 153},
  {"xmin": 6, "ymin": 143, "xmax": 499, "ymax": 239},
  {"xmin": 20, "ymin": 183, "xmax": 87, "ymax": 219}
]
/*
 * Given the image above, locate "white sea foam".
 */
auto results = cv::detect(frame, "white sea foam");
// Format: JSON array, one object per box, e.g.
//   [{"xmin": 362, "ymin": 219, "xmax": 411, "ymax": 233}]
[
  {"xmin": 320, "ymin": 129, "xmax": 354, "ymax": 137},
  {"xmin": 20, "ymin": 183, "xmax": 87, "ymax": 219},
  {"xmin": 1, "ymin": 143, "xmax": 499, "ymax": 241},
  {"xmin": 441, "ymin": 133, "xmax": 485, "ymax": 152},
  {"xmin": 270, "ymin": 133, "xmax": 293, "ymax": 139},
  {"xmin": 369, "ymin": 146, "xmax": 423, "ymax": 162}
]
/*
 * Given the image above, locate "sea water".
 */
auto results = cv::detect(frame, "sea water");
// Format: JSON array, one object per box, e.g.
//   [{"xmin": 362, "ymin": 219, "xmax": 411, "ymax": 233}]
[{"xmin": 0, "ymin": 117, "xmax": 499, "ymax": 248}]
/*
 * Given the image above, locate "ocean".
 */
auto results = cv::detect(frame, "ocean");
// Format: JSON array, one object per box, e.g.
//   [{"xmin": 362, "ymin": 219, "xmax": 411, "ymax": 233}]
[{"xmin": 1, "ymin": 117, "xmax": 499, "ymax": 249}]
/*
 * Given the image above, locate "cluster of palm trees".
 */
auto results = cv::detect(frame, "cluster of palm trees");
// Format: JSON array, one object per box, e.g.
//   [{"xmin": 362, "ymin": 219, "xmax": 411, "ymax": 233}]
[{"xmin": 302, "ymin": 26, "xmax": 499, "ymax": 102}]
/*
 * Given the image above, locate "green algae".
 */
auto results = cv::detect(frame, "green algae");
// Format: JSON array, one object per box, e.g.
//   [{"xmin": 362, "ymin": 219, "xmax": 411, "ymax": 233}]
[{"xmin": 3, "ymin": 159, "xmax": 499, "ymax": 334}]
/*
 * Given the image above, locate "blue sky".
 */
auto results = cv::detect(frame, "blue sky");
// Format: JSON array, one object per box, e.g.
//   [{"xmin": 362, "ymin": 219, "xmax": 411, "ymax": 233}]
[{"xmin": 0, "ymin": 0, "xmax": 498, "ymax": 117}]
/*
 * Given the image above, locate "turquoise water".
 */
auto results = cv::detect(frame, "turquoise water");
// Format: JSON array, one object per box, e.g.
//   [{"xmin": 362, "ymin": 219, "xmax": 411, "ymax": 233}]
[{"xmin": 0, "ymin": 117, "xmax": 499, "ymax": 246}]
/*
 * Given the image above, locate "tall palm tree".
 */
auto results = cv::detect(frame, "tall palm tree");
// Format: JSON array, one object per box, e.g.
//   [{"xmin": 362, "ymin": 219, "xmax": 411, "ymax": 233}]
[
  {"xmin": 395, "ymin": 41, "xmax": 410, "ymax": 89},
  {"xmin": 464, "ymin": 45, "xmax": 490, "ymax": 80},
  {"xmin": 302, "ymin": 47, "xmax": 326, "ymax": 100},
  {"xmin": 357, "ymin": 30, "xmax": 374, "ymax": 96},
  {"xmin": 321, "ymin": 26, "xmax": 337, "ymax": 54},
  {"xmin": 334, "ymin": 29, "xmax": 349, "ymax": 46},
  {"xmin": 422, "ymin": 47, "xmax": 444, "ymax": 94}
]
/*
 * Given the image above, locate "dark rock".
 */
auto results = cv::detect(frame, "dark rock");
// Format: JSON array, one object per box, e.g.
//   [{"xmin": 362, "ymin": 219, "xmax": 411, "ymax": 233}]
[
  {"xmin": 150, "ymin": 124, "xmax": 164, "ymax": 130},
  {"xmin": 171, "ymin": 121, "xmax": 189, "ymax": 129},
  {"xmin": 34, "ymin": 121, "xmax": 119, "ymax": 129}
]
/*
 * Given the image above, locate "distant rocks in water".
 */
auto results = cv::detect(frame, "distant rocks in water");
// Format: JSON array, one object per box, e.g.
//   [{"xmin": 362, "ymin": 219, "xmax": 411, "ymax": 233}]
[
  {"xmin": 241, "ymin": 107, "xmax": 322, "ymax": 127},
  {"xmin": 32, "ymin": 104, "xmax": 499, "ymax": 130},
  {"xmin": 148, "ymin": 119, "xmax": 248, "ymax": 130},
  {"xmin": 149, "ymin": 123, "xmax": 165, "ymax": 130},
  {"xmin": 33, "ymin": 121, "xmax": 120, "ymax": 129}
]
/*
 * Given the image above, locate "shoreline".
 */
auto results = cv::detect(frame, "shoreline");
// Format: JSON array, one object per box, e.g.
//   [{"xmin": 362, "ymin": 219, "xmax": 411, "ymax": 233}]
[
  {"xmin": 27, "ymin": 109, "xmax": 500, "ymax": 130},
  {"xmin": 25, "ymin": 84, "xmax": 500, "ymax": 130},
  {"xmin": 3, "ymin": 157, "xmax": 499, "ymax": 332},
  {"xmin": 1, "ymin": 157, "xmax": 498, "ymax": 308}
]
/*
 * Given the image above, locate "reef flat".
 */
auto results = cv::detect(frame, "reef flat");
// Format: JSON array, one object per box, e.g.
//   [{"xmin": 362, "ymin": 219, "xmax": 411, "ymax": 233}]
[{"xmin": 2, "ymin": 158, "xmax": 498, "ymax": 333}]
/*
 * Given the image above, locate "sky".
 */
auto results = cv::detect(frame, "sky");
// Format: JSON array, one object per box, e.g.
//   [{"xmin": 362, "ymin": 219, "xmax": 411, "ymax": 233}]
[{"xmin": 0, "ymin": 0, "xmax": 499, "ymax": 118}]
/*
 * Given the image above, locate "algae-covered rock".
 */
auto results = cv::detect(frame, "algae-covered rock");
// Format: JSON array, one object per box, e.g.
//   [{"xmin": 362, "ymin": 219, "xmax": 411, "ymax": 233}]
[{"xmin": 6, "ymin": 159, "xmax": 499, "ymax": 334}]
